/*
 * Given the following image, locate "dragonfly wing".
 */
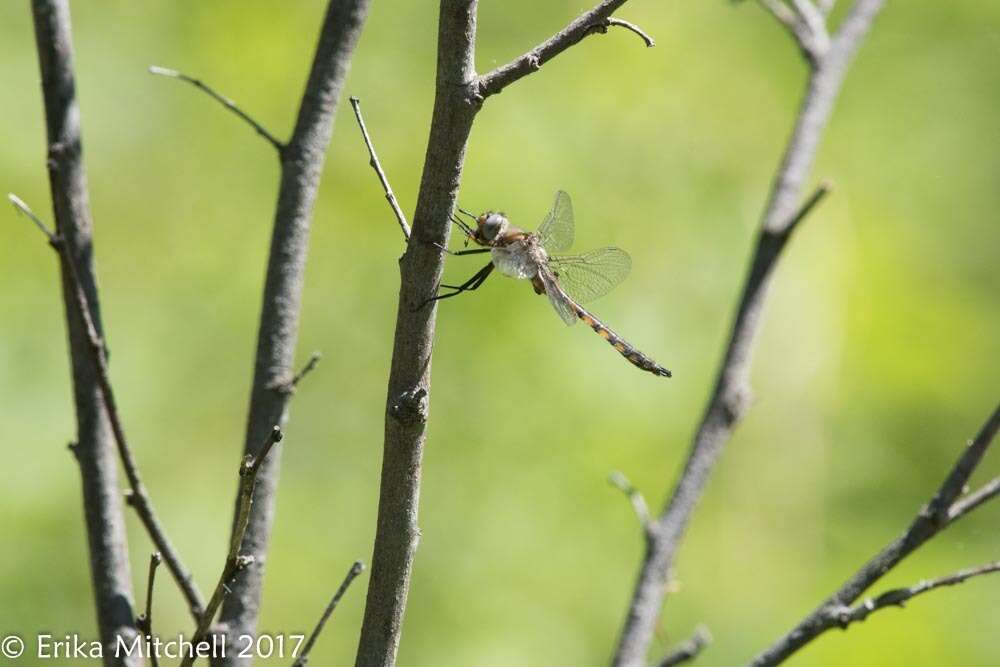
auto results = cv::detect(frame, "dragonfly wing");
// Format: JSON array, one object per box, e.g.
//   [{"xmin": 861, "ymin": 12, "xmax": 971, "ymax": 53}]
[
  {"xmin": 547, "ymin": 247, "xmax": 632, "ymax": 304},
  {"xmin": 537, "ymin": 190, "xmax": 574, "ymax": 254},
  {"xmin": 537, "ymin": 268, "xmax": 579, "ymax": 326}
]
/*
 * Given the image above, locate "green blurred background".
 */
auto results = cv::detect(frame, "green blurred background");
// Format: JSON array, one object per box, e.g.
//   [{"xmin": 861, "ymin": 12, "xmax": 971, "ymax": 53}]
[{"xmin": 1, "ymin": 1, "xmax": 997, "ymax": 665}]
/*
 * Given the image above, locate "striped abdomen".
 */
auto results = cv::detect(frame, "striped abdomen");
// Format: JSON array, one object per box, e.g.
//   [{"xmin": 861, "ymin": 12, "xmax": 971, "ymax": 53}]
[{"xmin": 574, "ymin": 305, "xmax": 672, "ymax": 378}]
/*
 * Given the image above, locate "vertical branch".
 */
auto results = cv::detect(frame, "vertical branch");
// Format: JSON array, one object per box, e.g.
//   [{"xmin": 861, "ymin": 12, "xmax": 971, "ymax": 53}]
[
  {"xmin": 612, "ymin": 2, "xmax": 885, "ymax": 665},
  {"xmin": 29, "ymin": 0, "xmax": 141, "ymax": 659},
  {"xmin": 354, "ymin": 1, "xmax": 480, "ymax": 665},
  {"xmin": 212, "ymin": 0, "xmax": 372, "ymax": 661}
]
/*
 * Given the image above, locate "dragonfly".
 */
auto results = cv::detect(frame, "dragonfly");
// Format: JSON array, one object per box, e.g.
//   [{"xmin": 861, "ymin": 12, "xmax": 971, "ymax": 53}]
[{"xmin": 428, "ymin": 191, "xmax": 671, "ymax": 378}]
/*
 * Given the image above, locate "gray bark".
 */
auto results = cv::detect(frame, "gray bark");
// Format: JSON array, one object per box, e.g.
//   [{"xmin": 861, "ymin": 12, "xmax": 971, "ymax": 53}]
[
  {"xmin": 354, "ymin": 3, "xmax": 479, "ymax": 665},
  {"xmin": 29, "ymin": 1, "xmax": 141, "ymax": 664},
  {"xmin": 612, "ymin": 2, "xmax": 886, "ymax": 665},
  {"xmin": 212, "ymin": 1, "xmax": 372, "ymax": 662}
]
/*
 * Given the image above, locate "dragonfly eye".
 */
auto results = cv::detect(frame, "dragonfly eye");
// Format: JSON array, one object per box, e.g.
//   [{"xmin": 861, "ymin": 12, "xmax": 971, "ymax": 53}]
[{"xmin": 479, "ymin": 212, "xmax": 508, "ymax": 241}]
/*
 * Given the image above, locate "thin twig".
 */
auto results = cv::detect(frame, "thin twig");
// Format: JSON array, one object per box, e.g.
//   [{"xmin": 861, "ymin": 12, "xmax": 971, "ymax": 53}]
[
  {"xmin": 948, "ymin": 477, "xmax": 1000, "ymax": 522},
  {"xmin": 293, "ymin": 561, "xmax": 366, "ymax": 666},
  {"xmin": 782, "ymin": 181, "xmax": 832, "ymax": 236},
  {"xmin": 612, "ymin": 2, "xmax": 884, "ymax": 664},
  {"xmin": 148, "ymin": 66, "xmax": 285, "ymax": 153},
  {"xmin": 588, "ymin": 17, "xmax": 656, "ymax": 47},
  {"xmin": 657, "ymin": 626, "xmax": 711, "ymax": 667},
  {"xmin": 179, "ymin": 426, "xmax": 282, "ymax": 667},
  {"xmin": 137, "ymin": 553, "xmax": 162, "ymax": 667},
  {"xmin": 349, "ymin": 96, "xmax": 411, "ymax": 240},
  {"xmin": 270, "ymin": 351, "xmax": 323, "ymax": 394},
  {"xmin": 477, "ymin": 0, "xmax": 649, "ymax": 100},
  {"xmin": 609, "ymin": 471, "xmax": 653, "ymax": 536},
  {"xmin": 749, "ymin": 403, "xmax": 1000, "ymax": 666},
  {"xmin": 8, "ymin": 193, "xmax": 55, "ymax": 240},
  {"xmin": 835, "ymin": 561, "xmax": 1000, "ymax": 628},
  {"xmin": 9, "ymin": 194, "xmax": 206, "ymax": 619}
]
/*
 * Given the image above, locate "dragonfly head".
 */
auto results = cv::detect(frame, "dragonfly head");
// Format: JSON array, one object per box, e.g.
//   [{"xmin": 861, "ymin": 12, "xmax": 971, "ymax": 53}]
[{"xmin": 475, "ymin": 211, "xmax": 508, "ymax": 245}]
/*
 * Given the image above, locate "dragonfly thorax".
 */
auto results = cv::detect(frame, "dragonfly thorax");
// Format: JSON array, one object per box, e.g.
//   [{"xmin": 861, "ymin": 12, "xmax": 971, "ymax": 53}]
[{"xmin": 490, "ymin": 235, "xmax": 546, "ymax": 280}]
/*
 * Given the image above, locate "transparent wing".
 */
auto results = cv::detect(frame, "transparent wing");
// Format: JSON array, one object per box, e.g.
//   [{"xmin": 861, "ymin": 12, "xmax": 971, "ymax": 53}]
[
  {"xmin": 547, "ymin": 247, "xmax": 632, "ymax": 304},
  {"xmin": 537, "ymin": 267, "xmax": 579, "ymax": 326},
  {"xmin": 537, "ymin": 190, "xmax": 574, "ymax": 254}
]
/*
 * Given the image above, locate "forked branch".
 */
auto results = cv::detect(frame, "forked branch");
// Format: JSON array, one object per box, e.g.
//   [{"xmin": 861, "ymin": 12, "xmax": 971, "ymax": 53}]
[
  {"xmin": 9, "ymin": 194, "xmax": 205, "ymax": 619},
  {"xmin": 834, "ymin": 561, "xmax": 1000, "ymax": 628},
  {"xmin": 477, "ymin": 0, "xmax": 652, "ymax": 99},
  {"xmin": 612, "ymin": 2, "xmax": 884, "ymax": 665},
  {"xmin": 179, "ymin": 426, "xmax": 283, "ymax": 667},
  {"xmin": 750, "ymin": 403, "xmax": 1000, "ymax": 666}
]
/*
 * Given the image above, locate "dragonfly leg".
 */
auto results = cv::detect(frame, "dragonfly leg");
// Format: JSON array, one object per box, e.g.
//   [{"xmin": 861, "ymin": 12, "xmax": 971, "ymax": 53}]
[
  {"xmin": 450, "ymin": 213, "xmax": 476, "ymax": 239},
  {"xmin": 421, "ymin": 237, "xmax": 488, "ymax": 257},
  {"xmin": 417, "ymin": 262, "xmax": 494, "ymax": 310}
]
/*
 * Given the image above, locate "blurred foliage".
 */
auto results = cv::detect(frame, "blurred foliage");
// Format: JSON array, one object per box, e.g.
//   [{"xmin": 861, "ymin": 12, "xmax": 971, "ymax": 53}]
[{"xmin": 0, "ymin": 1, "xmax": 997, "ymax": 665}]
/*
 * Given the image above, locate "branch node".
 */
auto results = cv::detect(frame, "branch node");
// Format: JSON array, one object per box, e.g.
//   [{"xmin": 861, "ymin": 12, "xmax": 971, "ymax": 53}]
[
  {"xmin": 390, "ymin": 387, "xmax": 428, "ymax": 426},
  {"xmin": 270, "ymin": 352, "xmax": 323, "ymax": 394}
]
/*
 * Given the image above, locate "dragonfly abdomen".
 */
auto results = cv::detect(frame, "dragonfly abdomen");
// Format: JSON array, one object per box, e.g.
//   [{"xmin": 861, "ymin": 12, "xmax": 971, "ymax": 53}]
[{"xmin": 573, "ymin": 306, "xmax": 672, "ymax": 378}]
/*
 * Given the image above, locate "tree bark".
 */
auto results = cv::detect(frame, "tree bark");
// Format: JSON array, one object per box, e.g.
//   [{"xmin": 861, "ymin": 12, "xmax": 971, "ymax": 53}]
[
  {"xmin": 29, "ymin": 1, "xmax": 141, "ymax": 663},
  {"xmin": 354, "ymin": 2, "xmax": 479, "ymax": 665},
  {"xmin": 612, "ymin": 2, "xmax": 886, "ymax": 665},
  {"xmin": 212, "ymin": 1, "xmax": 372, "ymax": 662}
]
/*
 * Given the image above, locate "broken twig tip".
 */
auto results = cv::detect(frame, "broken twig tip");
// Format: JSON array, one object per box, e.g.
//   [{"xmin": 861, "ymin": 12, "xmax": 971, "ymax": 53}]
[{"xmin": 148, "ymin": 65, "xmax": 179, "ymax": 77}]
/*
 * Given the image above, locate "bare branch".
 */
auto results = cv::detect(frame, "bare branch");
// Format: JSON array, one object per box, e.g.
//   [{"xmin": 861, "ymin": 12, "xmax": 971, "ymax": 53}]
[
  {"xmin": 180, "ymin": 427, "xmax": 283, "ymax": 667},
  {"xmin": 948, "ymin": 477, "xmax": 1000, "ymax": 522},
  {"xmin": 612, "ymin": 2, "xmax": 885, "ymax": 664},
  {"xmin": 749, "ymin": 403, "xmax": 1000, "ymax": 666},
  {"xmin": 789, "ymin": 0, "xmax": 831, "ymax": 51},
  {"xmin": 588, "ymin": 17, "xmax": 656, "ymax": 48},
  {"xmin": 756, "ymin": 0, "xmax": 804, "ymax": 38},
  {"xmin": 149, "ymin": 65, "xmax": 285, "ymax": 153},
  {"xmin": 756, "ymin": 0, "xmax": 829, "ymax": 66},
  {"xmin": 10, "ymin": 195, "xmax": 206, "ymax": 619},
  {"xmin": 27, "ymin": 2, "xmax": 141, "ymax": 654},
  {"xmin": 214, "ymin": 0, "xmax": 372, "ymax": 653},
  {"xmin": 355, "ymin": 1, "xmax": 480, "ymax": 664},
  {"xmin": 349, "ymin": 96, "xmax": 411, "ymax": 240},
  {"xmin": 817, "ymin": 0, "xmax": 836, "ymax": 15},
  {"xmin": 656, "ymin": 626, "xmax": 711, "ymax": 667},
  {"xmin": 609, "ymin": 471, "xmax": 653, "ymax": 536},
  {"xmin": 357, "ymin": 2, "xmax": 649, "ymax": 664},
  {"xmin": 293, "ymin": 561, "xmax": 366, "ymax": 666},
  {"xmin": 835, "ymin": 561, "xmax": 1000, "ymax": 628},
  {"xmin": 477, "ymin": 0, "xmax": 647, "ymax": 100},
  {"xmin": 137, "ymin": 553, "xmax": 163, "ymax": 667}
]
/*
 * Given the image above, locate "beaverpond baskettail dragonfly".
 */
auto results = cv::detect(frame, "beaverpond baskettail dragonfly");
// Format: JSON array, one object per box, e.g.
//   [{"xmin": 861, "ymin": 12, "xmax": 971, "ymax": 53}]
[{"xmin": 427, "ymin": 191, "xmax": 671, "ymax": 378}]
